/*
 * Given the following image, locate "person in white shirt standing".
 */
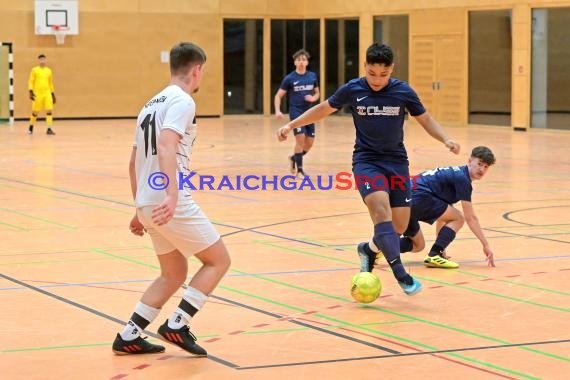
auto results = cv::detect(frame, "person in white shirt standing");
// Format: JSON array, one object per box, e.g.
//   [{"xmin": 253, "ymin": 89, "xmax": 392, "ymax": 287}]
[{"xmin": 112, "ymin": 42, "xmax": 231, "ymax": 357}]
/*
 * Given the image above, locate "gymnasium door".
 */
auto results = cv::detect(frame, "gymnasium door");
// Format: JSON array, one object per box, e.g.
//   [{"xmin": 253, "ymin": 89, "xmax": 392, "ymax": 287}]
[{"xmin": 410, "ymin": 36, "xmax": 466, "ymax": 125}]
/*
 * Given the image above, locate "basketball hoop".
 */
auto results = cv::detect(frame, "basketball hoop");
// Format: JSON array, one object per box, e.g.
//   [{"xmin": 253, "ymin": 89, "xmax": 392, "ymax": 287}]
[{"xmin": 51, "ymin": 25, "xmax": 69, "ymax": 45}]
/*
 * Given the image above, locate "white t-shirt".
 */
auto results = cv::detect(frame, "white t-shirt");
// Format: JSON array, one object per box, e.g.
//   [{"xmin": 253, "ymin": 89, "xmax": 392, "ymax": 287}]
[{"xmin": 134, "ymin": 84, "xmax": 197, "ymax": 208}]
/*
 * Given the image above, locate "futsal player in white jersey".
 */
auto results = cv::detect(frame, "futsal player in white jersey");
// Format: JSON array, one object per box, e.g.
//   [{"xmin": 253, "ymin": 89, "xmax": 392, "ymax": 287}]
[{"xmin": 112, "ymin": 42, "xmax": 231, "ymax": 356}]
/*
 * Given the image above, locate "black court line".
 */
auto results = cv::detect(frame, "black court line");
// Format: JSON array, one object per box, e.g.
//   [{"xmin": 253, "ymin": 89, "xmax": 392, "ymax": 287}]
[
  {"xmin": 211, "ymin": 295, "xmax": 400, "ymax": 354},
  {"xmin": 503, "ymin": 205, "xmax": 570, "ymax": 226},
  {"xmin": 236, "ymin": 338, "xmax": 570, "ymax": 370},
  {"xmin": 485, "ymin": 227, "xmax": 570, "ymax": 245},
  {"xmin": 0, "ymin": 272, "xmax": 238, "ymax": 369}
]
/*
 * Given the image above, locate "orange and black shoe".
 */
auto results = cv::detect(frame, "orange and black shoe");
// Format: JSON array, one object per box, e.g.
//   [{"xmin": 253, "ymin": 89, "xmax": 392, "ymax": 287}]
[
  {"xmin": 111, "ymin": 333, "xmax": 165, "ymax": 355},
  {"xmin": 158, "ymin": 320, "xmax": 207, "ymax": 357}
]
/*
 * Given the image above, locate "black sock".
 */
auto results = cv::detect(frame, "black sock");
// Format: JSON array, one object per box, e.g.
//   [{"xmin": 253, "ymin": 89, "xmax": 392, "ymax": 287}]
[
  {"xmin": 293, "ymin": 153, "xmax": 303, "ymax": 171},
  {"xmin": 400, "ymin": 236, "xmax": 413, "ymax": 253},
  {"xmin": 428, "ymin": 226, "xmax": 456, "ymax": 257}
]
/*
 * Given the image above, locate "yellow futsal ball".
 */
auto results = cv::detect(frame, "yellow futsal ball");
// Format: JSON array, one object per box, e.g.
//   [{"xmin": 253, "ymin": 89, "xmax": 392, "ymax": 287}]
[{"xmin": 350, "ymin": 272, "xmax": 382, "ymax": 303}]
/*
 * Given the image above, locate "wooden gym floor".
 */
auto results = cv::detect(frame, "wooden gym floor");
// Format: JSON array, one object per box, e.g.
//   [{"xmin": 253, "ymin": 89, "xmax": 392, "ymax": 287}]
[{"xmin": 0, "ymin": 116, "xmax": 569, "ymax": 379}]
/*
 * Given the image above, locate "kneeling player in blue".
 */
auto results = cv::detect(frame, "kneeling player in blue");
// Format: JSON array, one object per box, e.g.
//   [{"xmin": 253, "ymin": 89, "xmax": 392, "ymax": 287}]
[
  {"xmin": 277, "ymin": 43, "xmax": 460, "ymax": 296},
  {"xmin": 399, "ymin": 146, "xmax": 496, "ymax": 268}
]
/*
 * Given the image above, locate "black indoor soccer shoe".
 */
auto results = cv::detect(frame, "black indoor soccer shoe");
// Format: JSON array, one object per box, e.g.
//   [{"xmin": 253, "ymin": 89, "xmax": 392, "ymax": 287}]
[
  {"xmin": 157, "ymin": 320, "xmax": 207, "ymax": 357},
  {"xmin": 288, "ymin": 155, "xmax": 296, "ymax": 174},
  {"xmin": 357, "ymin": 242, "xmax": 377, "ymax": 272},
  {"xmin": 112, "ymin": 333, "xmax": 165, "ymax": 355}
]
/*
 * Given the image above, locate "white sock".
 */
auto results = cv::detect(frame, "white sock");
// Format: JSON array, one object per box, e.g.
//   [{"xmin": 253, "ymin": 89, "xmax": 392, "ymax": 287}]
[
  {"xmin": 167, "ymin": 286, "xmax": 208, "ymax": 329},
  {"xmin": 368, "ymin": 238, "xmax": 380, "ymax": 253},
  {"xmin": 120, "ymin": 320, "xmax": 141, "ymax": 341},
  {"xmin": 120, "ymin": 302, "xmax": 161, "ymax": 341}
]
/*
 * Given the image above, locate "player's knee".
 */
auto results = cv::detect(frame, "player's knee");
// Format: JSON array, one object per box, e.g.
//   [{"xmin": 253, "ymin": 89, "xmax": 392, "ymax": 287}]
[
  {"xmin": 197, "ymin": 240, "xmax": 231, "ymax": 272},
  {"xmin": 161, "ymin": 269, "xmax": 187, "ymax": 288},
  {"xmin": 393, "ymin": 220, "xmax": 407, "ymax": 235},
  {"xmin": 455, "ymin": 212, "xmax": 465, "ymax": 227},
  {"xmin": 220, "ymin": 251, "xmax": 231, "ymax": 273}
]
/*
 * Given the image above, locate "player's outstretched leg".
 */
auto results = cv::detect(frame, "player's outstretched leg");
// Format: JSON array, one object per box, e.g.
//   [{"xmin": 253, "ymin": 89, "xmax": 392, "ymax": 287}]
[
  {"xmin": 288, "ymin": 155, "xmax": 296, "ymax": 174},
  {"xmin": 423, "ymin": 226, "xmax": 459, "ymax": 269},
  {"xmin": 357, "ymin": 242, "xmax": 377, "ymax": 272},
  {"xmin": 158, "ymin": 239, "xmax": 230, "ymax": 356},
  {"xmin": 157, "ymin": 285, "xmax": 208, "ymax": 357},
  {"xmin": 372, "ymin": 222, "xmax": 422, "ymax": 296}
]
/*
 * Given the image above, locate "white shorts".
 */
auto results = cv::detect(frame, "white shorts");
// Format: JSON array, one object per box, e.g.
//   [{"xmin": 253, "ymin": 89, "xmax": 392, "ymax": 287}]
[{"xmin": 137, "ymin": 203, "xmax": 220, "ymax": 257}]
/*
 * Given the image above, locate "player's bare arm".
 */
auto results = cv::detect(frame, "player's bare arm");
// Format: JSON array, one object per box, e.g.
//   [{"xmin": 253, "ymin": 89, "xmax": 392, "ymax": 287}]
[
  {"xmin": 277, "ymin": 100, "xmax": 336, "ymax": 141},
  {"xmin": 414, "ymin": 112, "xmax": 460, "ymax": 154},
  {"xmin": 128, "ymin": 146, "xmax": 145, "ymax": 236},
  {"xmin": 461, "ymin": 200, "xmax": 495, "ymax": 267},
  {"xmin": 129, "ymin": 147, "xmax": 138, "ymax": 200},
  {"xmin": 304, "ymin": 87, "xmax": 320, "ymax": 103},
  {"xmin": 153, "ymin": 129, "xmax": 181, "ymax": 226},
  {"xmin": 274, "ymin": 88, "xmax": 287, "ymax": 119}
]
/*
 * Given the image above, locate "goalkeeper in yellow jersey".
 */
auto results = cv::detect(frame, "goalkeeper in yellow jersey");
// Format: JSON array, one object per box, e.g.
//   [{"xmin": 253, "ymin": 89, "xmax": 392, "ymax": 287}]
[{"xmin": 28, "ymin": 54, "xmax": 56, "ymax": 135}]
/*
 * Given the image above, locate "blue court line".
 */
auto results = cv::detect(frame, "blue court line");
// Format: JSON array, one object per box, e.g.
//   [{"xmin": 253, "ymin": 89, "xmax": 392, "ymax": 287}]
[
  {"xmin": 2, "ymin": 253, "xmax": 569, "ymax": 293},
  {"xmin": 321, "ymin": 243, "xmax": 570, "ymax": 263},
  {"xmin": 198, "ymin": 190, "xmax": 261, "ymax": 203},
  {"xmin": 0, "ymin": 268, "xmax": 358, "ymax": 291},
  {"xmin": 456, "ymin": 254, "xmax": 570, "ymax": 263}
]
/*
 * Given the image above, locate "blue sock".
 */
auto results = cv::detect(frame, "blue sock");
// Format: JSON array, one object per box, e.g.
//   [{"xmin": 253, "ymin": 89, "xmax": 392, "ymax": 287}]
[
  {"xmin": 400, "ymin": 236, "xmax": 413, "ymax": 253},
  {"xmin": 428, "ymin": 226, "xmax": 456, "ymax": 257},
  {"xmin": 372, "ymin": 222, "xmax": 411, "ymax": 283}
]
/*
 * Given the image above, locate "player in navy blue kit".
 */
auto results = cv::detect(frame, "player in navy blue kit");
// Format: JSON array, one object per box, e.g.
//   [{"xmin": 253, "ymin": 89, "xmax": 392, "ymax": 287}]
[
  {"xmin": 274, "ymin": 49, "xmax": 320, "ymax": 178},
  {"xmin": 399, "ymin": 146, "xmax": 496, "ymax": 268},
  {"xmin": 278, "ymin": 43, "xmax": 460, "ymax": 296}
]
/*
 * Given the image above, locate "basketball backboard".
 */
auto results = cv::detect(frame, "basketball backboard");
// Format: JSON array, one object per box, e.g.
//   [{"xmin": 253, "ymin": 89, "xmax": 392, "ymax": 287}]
[{"xmin": 35, "ymin": 0, "xmax": 79, "ymax": 35}]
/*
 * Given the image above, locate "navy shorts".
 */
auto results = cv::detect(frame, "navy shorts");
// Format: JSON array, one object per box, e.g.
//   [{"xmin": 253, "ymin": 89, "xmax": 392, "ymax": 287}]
[
  {"xmin": 352, "ymin": 160, "xmax": 411, "ymax": 207},
  {"xmin": 290, "ymin": 109, "xmax": 315, "ymax": 137},
  {"xmin": 403, "ymin": 191, "xmax": 449, "ymax": 237}
]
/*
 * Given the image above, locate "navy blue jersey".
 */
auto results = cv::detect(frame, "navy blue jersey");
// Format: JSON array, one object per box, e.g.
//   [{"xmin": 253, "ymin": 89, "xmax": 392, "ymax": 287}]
[
  {"xmin": 328, "ymin": 77, "xmax": 425, "ymax": 163},
  {"xmin": 415, "ymin": 165, "xmax": 472, "ymax": 204},
  {"xmin": 280, "ymin": 70, "xmax": 319, "ymax": 114}
]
